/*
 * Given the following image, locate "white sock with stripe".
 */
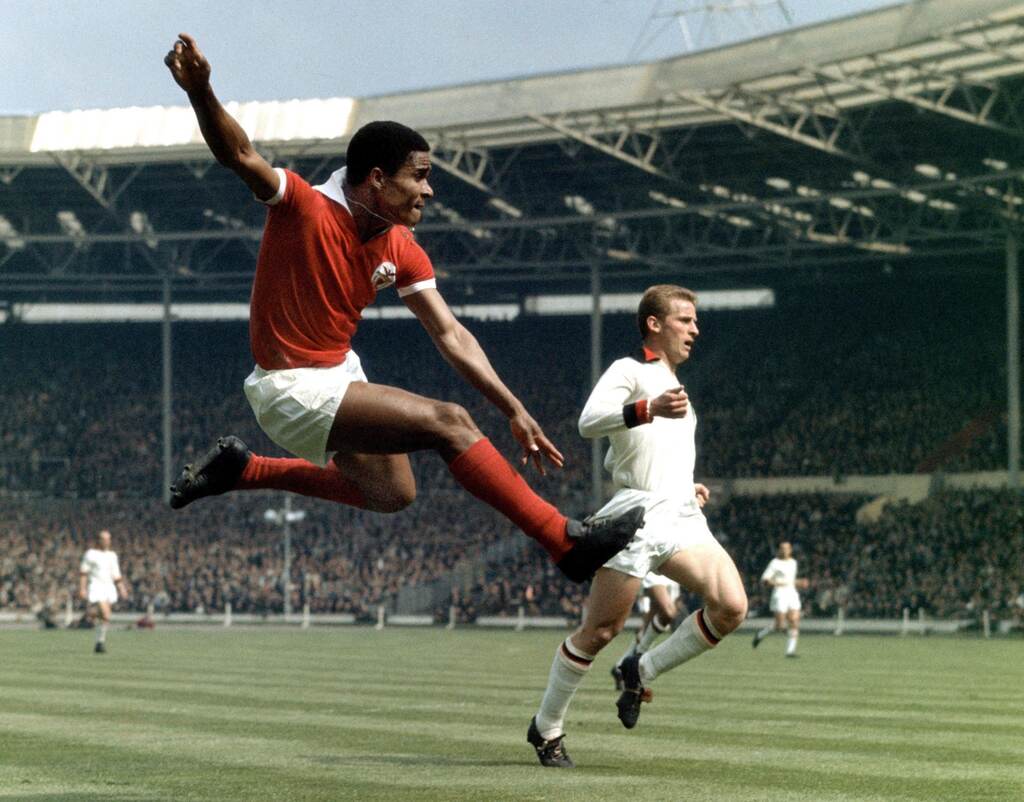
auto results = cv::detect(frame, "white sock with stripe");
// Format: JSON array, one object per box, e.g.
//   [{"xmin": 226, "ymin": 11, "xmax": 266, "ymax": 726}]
[
  {"xmin": 639, "ymin": 608, "xmax": 721, "ymax": 683},
  {"xmin": 535, "ymin": 638, "xmax": 594, "ymax": 740},
  {"xmin": 786, "ymin": 629, "xmax": 799, "ymax": 655},
  {"xmin": 96, "ymin": 623, "xmax": 107, "ymax": 644},
  {"xmin": 756, "ymin": 625, "xmax": 774, "ymax": 640}
]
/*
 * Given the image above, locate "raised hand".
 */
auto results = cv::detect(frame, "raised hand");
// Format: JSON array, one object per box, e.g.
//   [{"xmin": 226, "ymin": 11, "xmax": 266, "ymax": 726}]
[
  {"xmin": 509, "ymin": 411, "xmax": 564, "ymax": 475},
  {"xmin": 650, "ymin": 385, "xmax": 689, "ymax": 419},
  {"xmin": 164, "ymin": 33, "xmax": 211, "ymax": 95}
]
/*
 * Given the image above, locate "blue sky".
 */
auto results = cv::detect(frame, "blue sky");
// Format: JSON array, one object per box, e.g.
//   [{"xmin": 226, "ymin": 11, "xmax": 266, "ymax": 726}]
[{"xmin": 1, "ymin": 0, "xmax": 898, "ymax": 114}]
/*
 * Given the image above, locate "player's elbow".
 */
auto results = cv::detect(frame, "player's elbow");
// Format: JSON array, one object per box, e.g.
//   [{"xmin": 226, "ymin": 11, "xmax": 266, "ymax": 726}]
[{"xmin": 577, "ymin": 417, "xmax": 599, "ymax": 439}]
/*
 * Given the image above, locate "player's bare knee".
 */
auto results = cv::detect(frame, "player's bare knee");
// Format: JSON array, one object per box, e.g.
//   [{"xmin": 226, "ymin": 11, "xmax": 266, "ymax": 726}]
[
  {"xmin": 430, "ymin": 401, "xmax": 480, "ymax": 451},
  {"xmin": 708, "ymin": 594, "xmax": 747, "ymax": 635}
]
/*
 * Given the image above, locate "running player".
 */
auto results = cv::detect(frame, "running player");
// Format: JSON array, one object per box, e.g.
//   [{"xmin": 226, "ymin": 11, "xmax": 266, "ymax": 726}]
[
  {"xmin": 79, "ymin": 530, "xmax": 128, "ymax": 654},
  {"xmin": 752, "ymin": 541, "xmax": 808, "ymax": 657},
  {"xmin": 162, "ymin": 34, "xmax": 642, "ymax": 584},
  {"xmin": 527, "ymin": 285, "xmax": 747, "ymax": 768}
]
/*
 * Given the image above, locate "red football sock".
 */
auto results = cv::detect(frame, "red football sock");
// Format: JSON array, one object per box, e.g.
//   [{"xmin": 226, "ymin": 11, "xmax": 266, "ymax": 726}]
[
  {"xmin": 235, "ymin": 455, "xmax": 368, "ymax": 508},
  {"xmin": 448, "ymin": 438, "xmax": 571, "ymax": 561}
]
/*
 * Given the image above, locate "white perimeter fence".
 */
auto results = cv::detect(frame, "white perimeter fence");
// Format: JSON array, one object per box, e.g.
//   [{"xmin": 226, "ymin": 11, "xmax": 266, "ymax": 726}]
[{"xmin": 1, "ymin": 603, "xmax": 1019, "ymax": 637}]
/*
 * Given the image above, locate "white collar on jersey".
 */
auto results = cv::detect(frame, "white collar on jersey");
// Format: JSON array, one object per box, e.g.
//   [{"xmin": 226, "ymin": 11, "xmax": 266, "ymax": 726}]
[{"xmin": 313, "ymin": 166, "xmax": 353, "ymax": 213}]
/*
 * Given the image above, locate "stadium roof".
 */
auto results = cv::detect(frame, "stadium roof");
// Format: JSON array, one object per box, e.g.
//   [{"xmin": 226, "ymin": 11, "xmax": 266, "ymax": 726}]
[{"xmin": 2, "ymin": 0, "xmax": 1024, "ymax": 303}]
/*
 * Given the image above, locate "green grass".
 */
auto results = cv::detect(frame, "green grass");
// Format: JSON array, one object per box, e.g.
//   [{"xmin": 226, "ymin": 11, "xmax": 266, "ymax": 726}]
[{"xmin": 0, "ymin": 628, "xmax": 1022, "ymax": 802}]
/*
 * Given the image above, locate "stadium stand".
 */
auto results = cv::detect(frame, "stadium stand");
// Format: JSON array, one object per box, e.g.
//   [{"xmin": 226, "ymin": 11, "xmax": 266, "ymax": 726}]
[{"xmin": 0, "ymin": 274, "xmax": 1019, "ymax": 624}]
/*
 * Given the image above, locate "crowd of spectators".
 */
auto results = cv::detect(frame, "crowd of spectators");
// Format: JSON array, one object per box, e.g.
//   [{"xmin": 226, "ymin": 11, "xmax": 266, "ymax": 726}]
[{"xmin": 2, "ymin": 488, "xmax": 1020, "ymax": 627}]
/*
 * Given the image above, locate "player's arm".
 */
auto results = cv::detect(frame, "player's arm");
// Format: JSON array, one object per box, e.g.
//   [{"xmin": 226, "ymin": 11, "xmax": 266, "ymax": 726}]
[
  {"xmin": 164, "ymin": 33, "xmax": 279, "ymax": 201},
  {"xmin": 694, "ymin": 483, "xmax": 710, "ymax": 507},
  {"xmin": 403, "ymin": 288, "xmax": 563, "ymax": 473},
  {"xmin": 78, "ymin": 571, "xmax": 88, "ymax": 602},
  {"xmin": 760, "ymin": 563, "xmax": 777, "ymax": 587},
  {"xmin": 579, "ymin": 365, "xmax": 690, "ymax": 439}
]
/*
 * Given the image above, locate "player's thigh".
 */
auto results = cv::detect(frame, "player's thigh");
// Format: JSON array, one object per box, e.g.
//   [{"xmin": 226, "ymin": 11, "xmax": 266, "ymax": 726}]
[
  {"xmin": 575, "ymin": 569, "xmax": 642, "ymax": 652},
  {"xmin": 786, "ymin": 608, "xmax": 801, "ymax": 626},
  {"xmin": 96, "ymin": 600, "xmax": 112, "ymax": 620},
  {"xmin": 327, "ymin": 381, "xmax": 479, "ymax": 454},
  {"xmin": 659, "ymin": 542, "xmax": 746, "ymax": 612},
  {"xmin": 774, "ymin": 612, "xmax": 786, "ymax": 629},
  {"xmin": 646, "ymin": 584, "xmax": 677, "ymax": 621}
]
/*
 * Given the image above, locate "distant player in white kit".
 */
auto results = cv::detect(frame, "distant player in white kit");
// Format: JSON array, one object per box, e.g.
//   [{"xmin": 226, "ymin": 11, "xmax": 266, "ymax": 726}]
[
  {"xmin": 527, "ymin": 285, "xmax": 747, "ymax": 768},
  {"xmin": 752, "ymin": 541, "xmax": 808, "ymax": 657},
  {"xmin": 79, "ymin": 530, "xmax": 128, "ymax": 654}
]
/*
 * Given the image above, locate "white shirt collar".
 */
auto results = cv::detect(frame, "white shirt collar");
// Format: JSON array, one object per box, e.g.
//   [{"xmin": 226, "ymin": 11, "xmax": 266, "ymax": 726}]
[{"xmin": 313, "ymin": 166, "xmax": 352, "ymax": 213}]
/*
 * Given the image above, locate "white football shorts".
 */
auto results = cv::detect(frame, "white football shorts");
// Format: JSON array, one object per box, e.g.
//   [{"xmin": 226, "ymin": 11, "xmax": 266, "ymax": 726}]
[
  {"xmin": 597, "ymin": 491, "xmax": 718, "ymax": 579},
  {"xmin": 770, "ymin": 587, "xmax": 801, "ymax": 613},
  {"xmin": 88, "ymin": 582, "xmax": 118, "ymax": 605},
  {"xmin": 244, "ymin": 350, "xmax": 367, "ymax": 467}
]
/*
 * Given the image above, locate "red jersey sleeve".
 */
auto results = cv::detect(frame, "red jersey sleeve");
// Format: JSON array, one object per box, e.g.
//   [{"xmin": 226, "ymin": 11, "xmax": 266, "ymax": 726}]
[
  {"xmin": 260, "ymin": 168, "xmax": 322, "ymax": 211},
  {"xmin": 394, "ymin": 231, "xmax": 436, "ymax": 298}
]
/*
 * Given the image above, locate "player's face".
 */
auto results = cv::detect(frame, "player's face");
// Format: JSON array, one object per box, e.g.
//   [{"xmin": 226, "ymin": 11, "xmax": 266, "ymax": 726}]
[
  {"xmin": 779, "ymin": 542, "xmax": 792, "ymax": 558},
  {"xmin": 99, "ymin": 530, "xmax": 112, "ymax": 550},
  {"xmin": 379, "ymin": 151, "xmax": 433, "ymax": 227},
  {"xmin": 654, "ymin": 299, "xmax": 699, "ymax": 365}
]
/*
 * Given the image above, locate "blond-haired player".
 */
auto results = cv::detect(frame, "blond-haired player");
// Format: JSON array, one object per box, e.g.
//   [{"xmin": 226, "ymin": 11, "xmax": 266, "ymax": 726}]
[
  {"xmin": 752, "ymin": 541, "xmax": 808, "ymax": 657},
  {"xmin": 527, "ymin": 284, "xmax": 747, "ymax": 768},
  {"xmin": 79, "ymin": 530, "xmax": 128, "ymax": 654}
]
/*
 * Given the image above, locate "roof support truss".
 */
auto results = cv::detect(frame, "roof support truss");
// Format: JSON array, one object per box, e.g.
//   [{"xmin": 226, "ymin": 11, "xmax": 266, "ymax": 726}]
[{"xmin": 677, "ymin": 85, "xmax": 870, "ymax": 162}]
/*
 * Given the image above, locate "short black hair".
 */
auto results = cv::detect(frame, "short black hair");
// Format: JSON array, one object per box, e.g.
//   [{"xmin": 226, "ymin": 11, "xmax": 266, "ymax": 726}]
[{"xmin": 345, "ymin": 121, "xmax": 430, "ymax": 185}]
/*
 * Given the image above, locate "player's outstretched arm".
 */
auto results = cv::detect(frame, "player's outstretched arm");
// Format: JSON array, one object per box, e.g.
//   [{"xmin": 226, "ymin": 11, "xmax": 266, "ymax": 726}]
[
  {"xmin": 164, "ymin": 33, "xmax": 279, "ymax": 201},
  {"xmin": 404, "ymin": 288, "xmax": 564, "ymax": 473}
]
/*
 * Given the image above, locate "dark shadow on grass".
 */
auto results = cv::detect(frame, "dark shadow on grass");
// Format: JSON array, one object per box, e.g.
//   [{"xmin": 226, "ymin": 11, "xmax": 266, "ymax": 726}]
[{"xmin": 304, "ymin": 753, "xmax": 518, "ymax": 769}]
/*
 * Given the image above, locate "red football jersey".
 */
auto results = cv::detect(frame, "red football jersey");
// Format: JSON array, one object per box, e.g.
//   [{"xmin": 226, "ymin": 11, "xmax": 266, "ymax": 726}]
[{"xmin": 249, "ymin": 168, "xmax": 435, "ymax": 370}]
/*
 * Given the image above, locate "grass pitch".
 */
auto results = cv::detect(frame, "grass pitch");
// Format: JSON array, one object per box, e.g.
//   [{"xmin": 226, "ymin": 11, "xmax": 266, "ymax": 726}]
[{"xmin": 0, "ymin": 627, "xmax": 1021, "ymax": 801}]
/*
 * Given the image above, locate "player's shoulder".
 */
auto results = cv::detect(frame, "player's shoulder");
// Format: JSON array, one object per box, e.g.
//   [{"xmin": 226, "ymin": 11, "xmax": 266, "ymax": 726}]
[
  {"xmin": 609, "ymin": 353, "xmax": 648, "ymax": 372},
  {"xmin": 387, "ymin": 225, "xmax": 425, "ymax": 253}
]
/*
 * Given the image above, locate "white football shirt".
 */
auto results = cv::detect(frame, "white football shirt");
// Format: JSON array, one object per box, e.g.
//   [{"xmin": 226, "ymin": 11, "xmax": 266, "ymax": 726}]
[
  {"xmin": 761, "ymin": 557, "xmax": 797, "ymax": 588},
  {"xmin": 80, "ymin": 549, "xmax": 121, "ymax": 586},
  {"xmin": 578, "ymin": 349, "xmax": 697, "ymax": 503}
]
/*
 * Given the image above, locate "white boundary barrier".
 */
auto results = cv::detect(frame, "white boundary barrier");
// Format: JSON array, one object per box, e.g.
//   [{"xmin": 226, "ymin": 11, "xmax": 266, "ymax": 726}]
[{"xmin": 2, "ymin": 608, "xmax": 1012, "ymax": 635}]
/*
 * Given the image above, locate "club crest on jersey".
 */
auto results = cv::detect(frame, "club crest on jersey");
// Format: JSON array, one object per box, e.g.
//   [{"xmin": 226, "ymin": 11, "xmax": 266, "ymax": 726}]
[{"xmin": 371, "ymin": 261, "xmax": 397, "ymax": 290}]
